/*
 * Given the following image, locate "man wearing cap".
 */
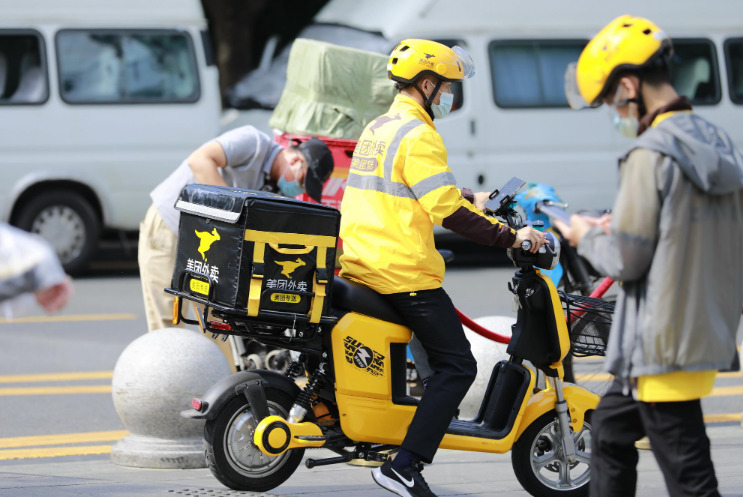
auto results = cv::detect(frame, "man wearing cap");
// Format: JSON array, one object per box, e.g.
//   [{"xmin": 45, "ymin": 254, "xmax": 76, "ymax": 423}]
[{"xmin": 139, "ymin": 125, "xmax": 334, "ymax": 340}]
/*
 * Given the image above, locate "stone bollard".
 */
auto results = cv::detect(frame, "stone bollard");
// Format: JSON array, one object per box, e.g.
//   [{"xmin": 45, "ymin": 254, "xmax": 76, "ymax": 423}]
[
  {"xmin": 459, "ymin": 315, "xmax": 514, "ymax": 419},
  {"xmin": 111, "ymin": 327, "xmax": 231, "ymax": 468}
]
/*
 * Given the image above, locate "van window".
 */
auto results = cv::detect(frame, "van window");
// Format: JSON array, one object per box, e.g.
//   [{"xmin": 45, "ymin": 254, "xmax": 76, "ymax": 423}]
[
  {"xmin": 489, "ymin": 40, "xmax": 586, "ymax": 108},
  {"xmin": 0, "ymin": 31, "xmax": 48, "ymax": 105},
  {"xmin": 56, "ymin": 30, "xmax": 200, "ymax": 104},
  {"xmin": 724, "ymin": 38, "xmax": 743, "ymax": 104},
  {"xmin": 669, "ymin": 39, "xmax": 720, "ymax": 105}
]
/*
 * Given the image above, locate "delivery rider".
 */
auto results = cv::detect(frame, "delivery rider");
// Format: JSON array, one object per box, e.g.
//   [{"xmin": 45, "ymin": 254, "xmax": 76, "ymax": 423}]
[{"xmin": 339, "ymin": 38, "xmax": 546, "ymax": 497}]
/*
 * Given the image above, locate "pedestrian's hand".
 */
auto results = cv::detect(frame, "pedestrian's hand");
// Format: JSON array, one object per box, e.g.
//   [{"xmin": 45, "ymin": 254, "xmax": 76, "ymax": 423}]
[
  {"xmin": 585, "ymin": 213, "xmax": 612, "ymax": 234},
  {"xmin": 513, "ymin": 227, "xmax": 548, "ymax": 253},
  {"xmin": 35, "ymin": 276, "xmax": 74, "ymax": 313},
  {"xmin": 553, "ymin": 214, "xmax": 594, "ymax": 247}
]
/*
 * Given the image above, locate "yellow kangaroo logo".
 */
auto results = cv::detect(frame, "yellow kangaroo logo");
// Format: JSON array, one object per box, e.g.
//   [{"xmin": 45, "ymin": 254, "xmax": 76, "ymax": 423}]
[
  {"xmin": 276, "ymin": 258, "xmax": 306, "ymax": 278},
  {"xmin": 194, "ymin": 228, "xmax": 221, "ymax": 261}
]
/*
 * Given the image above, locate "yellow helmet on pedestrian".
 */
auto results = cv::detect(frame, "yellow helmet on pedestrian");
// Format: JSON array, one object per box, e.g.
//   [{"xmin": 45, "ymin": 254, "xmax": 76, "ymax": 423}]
[
  {"xmin": 565, "ymin": 15, "xmax": 673, "ymax": 109},
  {"xmin": 387, "ymin": 39, "xmax": 475, "ymax": 84}
]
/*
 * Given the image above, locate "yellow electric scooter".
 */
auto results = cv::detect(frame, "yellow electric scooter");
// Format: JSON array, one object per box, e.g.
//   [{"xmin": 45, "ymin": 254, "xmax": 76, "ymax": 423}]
[{"xmin": 174, "ymin": 177, "xmax": 600, "ymax": 497}]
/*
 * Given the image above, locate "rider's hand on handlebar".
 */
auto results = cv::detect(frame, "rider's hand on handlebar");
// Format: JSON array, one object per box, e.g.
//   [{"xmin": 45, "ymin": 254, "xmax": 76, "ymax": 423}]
[
  {"xmin": 513, "ymin": 227, "xmax": 548, "ymax": 253},
  {"xmin": 473, "ymin": 191, "xmax": 490, "ymax": 212}
]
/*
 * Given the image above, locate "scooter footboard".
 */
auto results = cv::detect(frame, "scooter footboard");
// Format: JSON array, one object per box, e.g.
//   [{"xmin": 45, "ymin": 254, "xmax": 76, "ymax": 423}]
[{"xmin": 515, "ymin": 384, "xmax": 599, "ymax": 440}]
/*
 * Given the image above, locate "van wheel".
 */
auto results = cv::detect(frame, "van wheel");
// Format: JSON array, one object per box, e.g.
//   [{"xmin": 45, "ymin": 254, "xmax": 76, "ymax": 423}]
[{"xmin": 16, "ymin": 191, "xmax": 100, "ymax": 275}]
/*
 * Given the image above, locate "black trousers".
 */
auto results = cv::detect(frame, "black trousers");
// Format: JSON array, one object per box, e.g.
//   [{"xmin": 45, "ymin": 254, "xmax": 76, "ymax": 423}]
[
  {"xmin": 591, "ymin": 378, "xmax": 720, "ymax": 497},
  {"xmin": 381, "ymin": 287, "xmax": 477, "ymax": 463}
]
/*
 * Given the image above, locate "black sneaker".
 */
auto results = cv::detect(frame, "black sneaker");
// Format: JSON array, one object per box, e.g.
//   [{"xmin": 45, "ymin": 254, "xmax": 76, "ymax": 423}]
[{"xmin": 372, "ymin": 460, "xmax": 437, "ymax": 497}]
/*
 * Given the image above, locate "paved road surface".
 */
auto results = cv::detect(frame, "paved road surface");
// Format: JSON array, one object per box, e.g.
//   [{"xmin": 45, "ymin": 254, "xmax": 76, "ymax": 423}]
[{"xmin": 1, "ymin": 253, "xmax": 741, "ymax": 496}]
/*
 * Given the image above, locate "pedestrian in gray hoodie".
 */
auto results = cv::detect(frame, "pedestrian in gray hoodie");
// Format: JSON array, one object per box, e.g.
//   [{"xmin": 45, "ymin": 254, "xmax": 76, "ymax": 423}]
[{"xmin": 559, "ymin": 15, "xmax": 743, "ymax": 497}]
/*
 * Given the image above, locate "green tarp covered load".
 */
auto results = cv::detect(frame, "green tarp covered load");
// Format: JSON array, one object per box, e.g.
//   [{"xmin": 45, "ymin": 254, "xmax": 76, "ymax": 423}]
[{"xmin": 269, "ymin": 38, "xmax": 396, "ymax": 141}]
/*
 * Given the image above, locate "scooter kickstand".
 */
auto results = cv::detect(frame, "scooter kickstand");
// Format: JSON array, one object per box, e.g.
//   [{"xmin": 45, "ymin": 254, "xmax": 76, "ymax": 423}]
[{"xmin": 305, "ymin": 453, "xmax": 353, "ymax": 468}]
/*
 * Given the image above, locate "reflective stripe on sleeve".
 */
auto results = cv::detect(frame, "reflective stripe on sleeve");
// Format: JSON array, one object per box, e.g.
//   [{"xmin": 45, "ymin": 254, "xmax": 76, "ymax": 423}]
[{"xmin": 410, "ymin": 171, "xmax": 457, "ymax": 199}]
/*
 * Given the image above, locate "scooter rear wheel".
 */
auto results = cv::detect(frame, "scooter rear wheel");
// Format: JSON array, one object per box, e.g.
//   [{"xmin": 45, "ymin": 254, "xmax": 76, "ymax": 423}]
[
  {"xmin": 511, "ymin": 410, "xmax": 593, "ymax": 497},
  {"xmin": 204, "ymin": 390, "xmax": 305, "ymax": 491}
]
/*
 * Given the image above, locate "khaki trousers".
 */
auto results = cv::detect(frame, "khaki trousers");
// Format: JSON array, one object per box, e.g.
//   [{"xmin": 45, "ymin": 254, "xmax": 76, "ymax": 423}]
[{"xmin": 138, "ymin": 204, "xmax": 236, "ymax": 371}]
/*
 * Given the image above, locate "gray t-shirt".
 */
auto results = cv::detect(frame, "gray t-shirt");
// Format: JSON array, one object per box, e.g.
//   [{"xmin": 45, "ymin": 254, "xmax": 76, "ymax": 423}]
[{"xmin": 150, "ymin": 125, "xmax": 282, "ymax": 233}]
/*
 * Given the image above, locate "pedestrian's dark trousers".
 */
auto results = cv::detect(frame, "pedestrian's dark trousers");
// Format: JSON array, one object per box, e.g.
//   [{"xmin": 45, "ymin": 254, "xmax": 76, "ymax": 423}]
[
  {"xmin": 381, "ymin": 287, "xmax": 477, "ymax": 463},
  {"xmin": 591, "ymin": 378, "xmax": 719, "ymax": 497}
]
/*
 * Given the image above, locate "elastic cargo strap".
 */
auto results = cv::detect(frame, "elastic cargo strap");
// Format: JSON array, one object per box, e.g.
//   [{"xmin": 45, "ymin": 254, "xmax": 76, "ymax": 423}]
[
  {"xmin": 247, "ymin": 241, "xmax": 266, "ymax": 317},
  {"xmin": 309, "ymin": 246, "xmax": 328, "ymax": 323}
]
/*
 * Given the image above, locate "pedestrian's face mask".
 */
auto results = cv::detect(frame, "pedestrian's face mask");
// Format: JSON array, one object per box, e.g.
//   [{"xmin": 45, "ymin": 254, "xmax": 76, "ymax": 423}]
[{"xmin": 607, "ymin": 84, "xmax": 639, "ymax": 138}]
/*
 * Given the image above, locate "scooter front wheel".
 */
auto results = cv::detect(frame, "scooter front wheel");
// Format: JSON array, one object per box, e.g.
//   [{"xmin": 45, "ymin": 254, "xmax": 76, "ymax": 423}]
[
  {"xmin": 511, "ymin": 410, "xmax": 593, "ymax": 497},
  {"xmin": 204, "ymin": 390, "xmax": 305, "ymax": 491}
]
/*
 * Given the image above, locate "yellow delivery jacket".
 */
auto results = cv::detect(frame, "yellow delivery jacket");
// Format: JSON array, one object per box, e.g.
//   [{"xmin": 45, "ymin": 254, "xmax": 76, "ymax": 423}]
[{"xmin": 339, "ymin": 94, "xmax": 515, "ymax": 294}]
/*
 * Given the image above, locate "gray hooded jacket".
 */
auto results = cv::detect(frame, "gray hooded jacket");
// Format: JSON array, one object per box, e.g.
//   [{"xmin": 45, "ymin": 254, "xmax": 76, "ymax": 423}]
[{"xmin": 578, "ymin": 111, "xmax": 743, "ymax": 380}]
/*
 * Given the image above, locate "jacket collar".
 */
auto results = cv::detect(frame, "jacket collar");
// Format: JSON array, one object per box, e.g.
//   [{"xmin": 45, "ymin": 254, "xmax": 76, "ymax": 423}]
[
  {"xmin": 637, "ymin": 96, "xmax": 692, "ymax": 136},
  {"xmin": 392, "ymin": 93, "xmax": 435, "ymax": 129}
]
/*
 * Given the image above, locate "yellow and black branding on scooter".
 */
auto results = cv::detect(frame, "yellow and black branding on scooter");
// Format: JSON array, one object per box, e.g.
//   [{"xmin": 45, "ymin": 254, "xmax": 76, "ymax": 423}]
[
  {"xmin": 189, "ymin": 278, "xmax": 210, "ymax": 295},
  {"xmin": 344, "ymin": 336, "xmax": 385, "ymax": 376},
  {"xmin": 270, "ymin": 293, "xmax": 301, "ymax": 303}
]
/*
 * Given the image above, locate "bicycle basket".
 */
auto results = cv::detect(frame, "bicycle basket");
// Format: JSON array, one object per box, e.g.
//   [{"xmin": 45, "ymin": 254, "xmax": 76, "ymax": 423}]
[{"xmin": 560, "ymin": 292, "xmax": 614, "ymax": 356}]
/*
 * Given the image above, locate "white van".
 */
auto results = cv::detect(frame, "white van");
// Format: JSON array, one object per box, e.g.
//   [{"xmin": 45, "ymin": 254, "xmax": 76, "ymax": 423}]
[
  {"xmin": 238, "ymin": 0, "xmax": 743, "ymax": 223},
  {"xmin": 0, "ymin": 0, "xmax": 220, "ymax": 273}
]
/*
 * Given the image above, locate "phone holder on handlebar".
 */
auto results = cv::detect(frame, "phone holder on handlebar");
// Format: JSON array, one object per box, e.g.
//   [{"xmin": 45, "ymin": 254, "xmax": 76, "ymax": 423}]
[
  {"xmin": 484, "ymin": 177, "xmax": 526, "ymax": 218},
  {"xmin": 484, "ymin": 177, "xmax": 561, "ymax": 271}
]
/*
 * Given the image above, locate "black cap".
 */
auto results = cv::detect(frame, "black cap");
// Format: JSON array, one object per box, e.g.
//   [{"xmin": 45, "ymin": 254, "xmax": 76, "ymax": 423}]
[{"xmin": 298, "ymin": 138, "xmax": 334, "ymax": 203}]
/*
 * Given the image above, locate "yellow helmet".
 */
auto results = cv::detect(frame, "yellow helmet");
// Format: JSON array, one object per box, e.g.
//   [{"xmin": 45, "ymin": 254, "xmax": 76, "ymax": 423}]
[
  {"xmin": 565, "ymin": 15, "xmax": 673, "ymax": 109},
  {"xmin": 387, "ymin": 38, "xmax": 475, "ymax": 84}
]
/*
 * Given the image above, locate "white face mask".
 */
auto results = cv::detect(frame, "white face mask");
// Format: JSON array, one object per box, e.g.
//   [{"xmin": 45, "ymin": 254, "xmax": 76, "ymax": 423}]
[
  {"xmin": 609, "ymin": 105, "xmax": 639, "ymax": 138},
  {"xmin": 432, "ymin": 91, "xmax": 454, "ymax": 119},
  {"xmin": 607, "ymin": 85, "xmax": 639, "ymax": 138}
]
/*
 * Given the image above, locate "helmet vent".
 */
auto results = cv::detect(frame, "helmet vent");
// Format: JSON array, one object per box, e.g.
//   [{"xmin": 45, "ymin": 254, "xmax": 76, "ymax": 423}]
[
  {"xmin": 643, "ymin": 28, "xmax": 652, "ymax": 35},
  {"xmin": 391, "ymin": 57, "xmax": 398, "ymax": 65},
  {"xmin": 400, "ymin": 45, "xmax": 409, "ymax": 52},
  {"xmin": 623, "ymin": 23, "xmax": 632, "ymax": 27}
]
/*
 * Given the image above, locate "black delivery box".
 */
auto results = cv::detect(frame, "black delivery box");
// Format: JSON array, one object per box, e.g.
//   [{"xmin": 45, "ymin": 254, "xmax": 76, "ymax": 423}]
[{"xmin": 171, "ymin": 184, "xmax": 340, "ymax": 325}]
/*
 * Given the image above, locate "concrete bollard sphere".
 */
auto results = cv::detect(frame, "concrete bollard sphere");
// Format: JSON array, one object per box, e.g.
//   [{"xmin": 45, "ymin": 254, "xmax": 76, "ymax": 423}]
[
  {"xmin": 111, "ymin": 327, "xmax": 231, "ymax": 468},
  {"xmin": 459, "ymin": 315, "xmax": 514, "ymax": 420}
]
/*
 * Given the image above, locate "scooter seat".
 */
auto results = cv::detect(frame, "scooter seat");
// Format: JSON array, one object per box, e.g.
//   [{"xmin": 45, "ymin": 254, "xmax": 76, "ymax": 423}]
[{"xmin": 332, "ymin": 277, "xmax": 406, "ymax": 326}]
